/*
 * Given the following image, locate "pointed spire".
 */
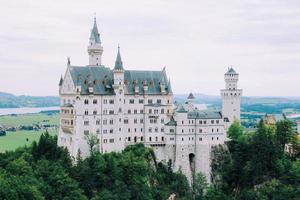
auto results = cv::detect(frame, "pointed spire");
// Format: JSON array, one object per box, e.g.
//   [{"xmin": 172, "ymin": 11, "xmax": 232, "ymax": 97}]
[
  {"xmin": 67, "ymin": 57, "xmax": 71, "ymax": 66},
  {"xmin": 59, "ymin": 75, "xmax": 63, "ymax": 86},
  {"xmin": 114, "ymin": 45, "xmax": 124, "ymax": 70},
  {"xmin": 90, "ymin": 16, "xmax": 101, "ymax": 43}
]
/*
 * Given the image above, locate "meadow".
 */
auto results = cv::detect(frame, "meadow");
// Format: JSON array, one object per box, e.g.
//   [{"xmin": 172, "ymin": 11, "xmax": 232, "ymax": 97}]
[
  {"xmin": 0, "ymin": 113, "xmax": 59, "ymax": 152},
  {"xmin": 0, "ymin": 113, "xmax": 59, "ymax": 126},
  {"xmin": 0, "ymin": 130, "xmax": 57, "ymax": 152}
]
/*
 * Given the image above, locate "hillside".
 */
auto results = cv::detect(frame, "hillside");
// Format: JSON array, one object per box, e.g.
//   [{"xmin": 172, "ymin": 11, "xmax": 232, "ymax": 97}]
[{"xmin": 0, "ymin": 92, "xmax": 59, "ymax": 108}]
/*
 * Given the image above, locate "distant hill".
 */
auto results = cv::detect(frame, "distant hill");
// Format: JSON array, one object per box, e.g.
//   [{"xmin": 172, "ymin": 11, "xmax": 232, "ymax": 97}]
[
  {"xmin": 0, "ymin": 92, "xmax": 59, "ymax": 108},
  {"xmin": 174, "ymin": 93, "xmax": 300, "ymax": 105},
  {"xmin": 1, "ymin": 91, "xmax": 300, "ymax": 109}
]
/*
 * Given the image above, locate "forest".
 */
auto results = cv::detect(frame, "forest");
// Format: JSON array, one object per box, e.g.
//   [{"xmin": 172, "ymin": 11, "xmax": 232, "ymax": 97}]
[{"xmin": 0, "ymin": 119, "xmax": 300, "ymax": 200}]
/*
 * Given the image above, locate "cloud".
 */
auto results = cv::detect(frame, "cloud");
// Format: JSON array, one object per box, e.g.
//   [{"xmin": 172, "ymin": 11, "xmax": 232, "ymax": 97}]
[{"xmin": 0, "ymin": 0, "xmax": 299, "ymax": 96}]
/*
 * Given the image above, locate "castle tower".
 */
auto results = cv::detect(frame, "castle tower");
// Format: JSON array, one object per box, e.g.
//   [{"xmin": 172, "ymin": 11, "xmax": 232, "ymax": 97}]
[
  {"xmin": 221, "ymin": 67, "xmax": 242, "ymax": 127},
  {"xmin": 113, "ymin": 46, "xmax": 126, "ymax": 151},
  {"xmin": 87, "ymin": 17, "xmax": 103, "ymax": 66}
]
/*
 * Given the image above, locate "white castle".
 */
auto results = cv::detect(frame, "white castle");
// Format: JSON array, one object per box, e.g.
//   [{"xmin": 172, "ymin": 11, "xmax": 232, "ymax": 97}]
[{"xmin": 58, "ymin": 18, "xmax": 242, "ymax": 182}]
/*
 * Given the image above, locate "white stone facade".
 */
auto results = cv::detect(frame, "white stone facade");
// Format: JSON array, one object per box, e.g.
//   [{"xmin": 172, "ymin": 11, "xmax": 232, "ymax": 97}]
[{"xmin": 58, "ymin": 19, "xmax": 242, "ymax": 183}]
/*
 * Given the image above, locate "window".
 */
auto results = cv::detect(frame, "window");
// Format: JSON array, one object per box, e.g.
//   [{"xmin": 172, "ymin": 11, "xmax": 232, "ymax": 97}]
[
  {"xmin": 109, "ymin": 129, "xmax": 113, "ymax": 134},
  {"xmin": 140, "ymin": 109, "xmax": 144, "ymax": 114},
  {"xmin": 128, "ymin": 137, "xmax": 131, "ymax": 142},
  {"xmin": 161, "ymin": 109, "xmax": 164, "ymax": 114},
  {"xmin": 161, "ymin": 118, "xmax": 164, "ymax": 123},
  {"xmin": 93, "ymin": 99, "xmax": 97, "ymax": 104},
  {"xmin": 109, "ymin": 110, "xmax": 114, "ymax": 114},
  {"xmin": 157, "ymin": 99, "xmax": 162, "ymax": 104},
  {"xmin": 149, "ymin": 109, "xmax": 152, "ymax": 114},
  {"xmin": 140, "ymin": 119, "xmax": 144, "ymax": 123},
  {"xmin": 103, "ymin": 119, "xmax": 107, "ymax": 125},
  {"xmin": 84, "ymin": 120, "xmax": 89, "ymax": 126},
  {"xmin": 134, "ymin": 109, "xmax": 137, "ymax": 114},
  {"xmin": 182, "ymin": 121, "xmax": 184, "ymax": 125},
  {"xmin": 84, "ymin": 99, "xmax": 89, "ymax": 105},
  {"xmin": 199, "ymin": 129, "xmax": 202, "ymax": 133},
  {"xmin": 109, "ymin": 119, "xmax": 113, "ymax": 125},
  {"xmin": 161, "ymin": 128, "xmax": 164, "ymax": 132},
  {"xmin": 170, "ymin": 129, "xmax": 174, "ymax": 133},
  {"xmin": 129, "ymin": 99, "xmax": 134, "ymax": 104},
  {"xmin": 103, "ymin": 130, "xmax": 107, "ymax": 134},
  {"xmin": 103, "ymin": 109, "xmax": 107, "ymax": 115},
  {"xmin": 204, "ymin": 121, "xmax": 207, "ymax": 124},
  {"xmin": 155, "ymin": 137, "xmax": 158, "ymax": 141},
  {"xmin": 128, "ymin": 128, "xmax": 131, "ymax": 132},
  {"xmin": 155, "ymin": 127, "xmax": 158, "ymax": 132},
  {"xmin": 216, "ymin": 120, "xmax": 219, "ymax": 124},
  {"xmin": 149, "ymin": 137, "xmax": 152, "ymax": 142},
  {"xmin": 139, "ymin": 99, "xmax": 144, "ymax": 104},
  {"xmin": 93, "ymin": 110, "xmax": 97, "ymax": 115},
  {"xmin": 124, "ymin": 119, "xmax": 129, "ymax": 124},
  {"xmin": 134, "ymin": 119, "xmax": 137, "ymax": 124},
  {"xmin": 84, "ymin": 110, "xmax": 88, "ymax": 115},
  {"xmin": 104, "ymin": 139, "xmax": 107, "ymax": 143},
  {"xmin": 84, "ymin": 130, "xmax": 89, "ymax": 135},
  {"xmin": 103, "ymin": 99, "xmax": 107, "ymax": 104},
  {"xmin": 211, "ymin": 120, "xmax": 214, "ymax": 124},
  {"xmin": 149, "ymin": 128, "xmax": 152, "ymax": 132},
  {"xmin": 199, "ymin": 137, "xmax": 202, "ymax": 141},
  {"xmin": 148, "ymin": 99, "xmax": 153, "ymax": 104},
  {"xmin": 128, "ymin": 110, "xmax": 131, "ymax": 114},
  {"xmin": 109, "ymin": 100, "xmax": 114, "ymax": 104}
]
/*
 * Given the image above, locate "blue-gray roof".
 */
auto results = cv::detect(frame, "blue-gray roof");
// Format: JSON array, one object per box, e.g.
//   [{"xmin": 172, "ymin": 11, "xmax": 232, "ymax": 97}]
[
  {"xmin": 165, "ymin": 116, "xmax": 177, "ymax": 126},
  {"xmin": 176, "ymin": 104, "xmax": 187, "ymax": 113},
  {"xmin": 114, "ymin": 47, "xmax": 124, "ymax": 70},
  {"xmin": 187, "ymin": 110, "xmax": 222, "ymax": 119},
  {"xmin": 225, "ymin": 67, "xmax": 237, "ymax": 75},
  {"xmin": 90, "ymin": 19, "xmax": 101, "ymax": 43},
  {"xmin": 68, "ymin": 66, "xmax": 172, "ymax": 95}
]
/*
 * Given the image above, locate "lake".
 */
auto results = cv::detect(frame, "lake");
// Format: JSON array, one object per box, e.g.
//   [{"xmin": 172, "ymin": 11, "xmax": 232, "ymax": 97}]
[{"xmin": 0, "ymin": 107, "xmax": 60, "ymax": 116}]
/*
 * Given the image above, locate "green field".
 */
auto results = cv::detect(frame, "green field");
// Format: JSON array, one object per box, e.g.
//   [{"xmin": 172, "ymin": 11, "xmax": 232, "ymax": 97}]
[
  {"xmin": 0, "ymin": 130, "xmax": 58, "ymax": 152},
  {"xmin": 0, "ymin": 113, "xmax": 59, "ymax": 152},
  {"xmin": 0, "ymin": 113, "xmax": 59, "ymax": 127}
]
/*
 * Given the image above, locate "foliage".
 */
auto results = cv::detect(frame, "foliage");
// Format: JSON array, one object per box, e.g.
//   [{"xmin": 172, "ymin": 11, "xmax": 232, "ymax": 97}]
[
  {"xmin": 0, "ymin": 133, "xmax": 192, "ymax": 200},
  {"xmin": 210, "ymin": 119, "xmax": 300, "ymax": 199}
]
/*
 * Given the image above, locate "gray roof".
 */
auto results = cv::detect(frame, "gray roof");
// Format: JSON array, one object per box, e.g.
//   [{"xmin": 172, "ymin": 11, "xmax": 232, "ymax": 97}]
[
  {"xmin": 165, "ymin": 116, "xmax": 177, "ymax": 126},
  {"xmin": 176, "ymin": 104, "xmax": 187, "ymax": 113},
  {"xmin": 90, "ymin": 18, "xmax": 101, "ymax": 43},
  {"xmin": 114, "ymin": 47, "xmax": 124, "ymax": 70},
  {"xmin": 187, "ymin": 93, "xmax": 195, "ymax": 99},
  {"xmin": 59, "ymin": 75, "xmax": 63, "ymax": 86},
  {"xmin": 187, "ymin": 110, "xmax": 222, "ymax": 119},
  {"xmin": 68, "ymin": 66, "xmax": 171, "ymax": 95},
  {"xmin": 225, "ymin": 67, "xmax": 238, "ymax": 75}
]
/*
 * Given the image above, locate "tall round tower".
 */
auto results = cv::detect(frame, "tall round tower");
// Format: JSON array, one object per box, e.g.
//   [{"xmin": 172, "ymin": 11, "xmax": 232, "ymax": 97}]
[
  {"xmin": 87, "ymin": 17, "xmax": 103, "ymax": 66},
  {"xmin": 221, "ymin": 67, "xmax": 242, "ymax": 126}
]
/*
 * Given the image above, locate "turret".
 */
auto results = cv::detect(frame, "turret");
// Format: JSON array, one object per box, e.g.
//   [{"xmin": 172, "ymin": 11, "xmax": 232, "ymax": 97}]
[
  {"xmin": 87, "ymin": 17, "xmax": 103, "ymax": 66},
  {"xmin": 113, "ymin": 45, "xmax": 124, "ymax": 87},
  {"xmin": 187, "ymin": 93, "xmax": 195, "ymax": 112}
]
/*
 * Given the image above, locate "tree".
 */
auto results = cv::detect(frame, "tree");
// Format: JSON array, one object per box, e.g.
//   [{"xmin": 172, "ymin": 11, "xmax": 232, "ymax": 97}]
[
  {"xmin": 193, "ymin": 172, "xmax": 208, "ymax": 200},
  {"xmin": 85, "ymin": 133, "xmax": 99, "ymax": 155},
  {"xmin": 227, "ymin": 120, "xmax": 244, "ymax": 140},
  {"xmin": 275, "ymin": 119, "xmax": 294, "ymax": 152}
]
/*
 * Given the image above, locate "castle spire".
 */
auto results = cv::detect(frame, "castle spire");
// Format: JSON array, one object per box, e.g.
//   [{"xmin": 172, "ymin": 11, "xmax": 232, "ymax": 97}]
[
  {"xmin": 90, "ymin": 16, "xmax": 101, "ymax": 43},
  {"xmin": 114, "ymin": 45, "xmax": 124, "ymax": 70},
  {"xmin": 88, "ymin": 16, "xmax": 103, "ymax": 66}
]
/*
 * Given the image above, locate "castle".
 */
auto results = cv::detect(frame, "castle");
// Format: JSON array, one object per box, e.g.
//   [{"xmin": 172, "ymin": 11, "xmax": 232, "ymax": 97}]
[{"xmin": 58, "ymin": 18, "xmax": 242, "ymax": 182}]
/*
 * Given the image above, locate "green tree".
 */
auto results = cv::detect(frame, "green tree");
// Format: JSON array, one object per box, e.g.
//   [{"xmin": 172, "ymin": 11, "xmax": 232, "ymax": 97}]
[
  {"xmin": 228, "ymin": 120, "xmax": 244, "ymax": 140},
  {"xmin": 193, "ymin": 172, "xmax": 208, "ymax": 200}
]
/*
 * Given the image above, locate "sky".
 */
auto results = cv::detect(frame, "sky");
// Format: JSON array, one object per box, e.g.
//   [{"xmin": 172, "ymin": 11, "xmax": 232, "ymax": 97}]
[{"xmin": 0, "ymin": 0, "xmax": 299, "ymax": 97}]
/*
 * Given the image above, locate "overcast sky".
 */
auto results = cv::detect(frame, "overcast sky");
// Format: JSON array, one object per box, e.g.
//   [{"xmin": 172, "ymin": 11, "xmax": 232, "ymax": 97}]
[{"xmin": 0, "ymin": 0, "xmax": 299, "ymax": 96}]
